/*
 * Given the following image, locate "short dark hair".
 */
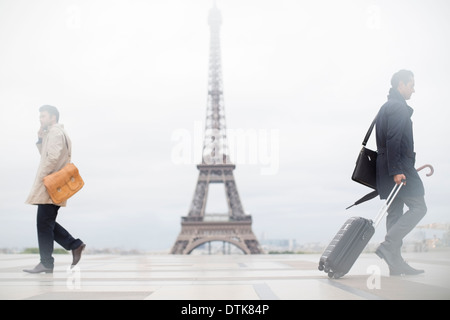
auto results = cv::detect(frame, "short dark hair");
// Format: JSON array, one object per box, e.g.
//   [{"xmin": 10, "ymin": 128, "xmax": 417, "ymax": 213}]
[
  {"xmin": 39, "ymin": 105, "xmax": 59, "ymax": 123},
  {"xmin": 391, "ymin": 69, "xmax": 414, "ymax": 88}
]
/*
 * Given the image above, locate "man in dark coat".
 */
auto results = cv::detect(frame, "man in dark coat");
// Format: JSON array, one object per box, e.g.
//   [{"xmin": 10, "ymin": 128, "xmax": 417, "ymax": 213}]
[{"xmin": 375, "ymin": 69, "xmax": 427, "ymax": 276}]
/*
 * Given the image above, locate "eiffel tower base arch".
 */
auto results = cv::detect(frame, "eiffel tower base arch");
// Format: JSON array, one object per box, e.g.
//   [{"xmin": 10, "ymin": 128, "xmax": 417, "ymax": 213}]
[{"xmin": 171, "ymin": 220, "xmax": 263, "ymax": 254}]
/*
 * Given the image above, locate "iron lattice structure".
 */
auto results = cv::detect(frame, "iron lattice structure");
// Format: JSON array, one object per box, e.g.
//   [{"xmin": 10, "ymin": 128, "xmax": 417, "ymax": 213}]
[{"xmin": 171, "ymin": 2, "xmax": 263, "ymax": 255}]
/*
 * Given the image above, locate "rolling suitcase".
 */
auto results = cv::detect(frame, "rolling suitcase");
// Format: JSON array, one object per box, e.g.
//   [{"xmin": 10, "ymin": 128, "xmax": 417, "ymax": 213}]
[{"xmin": 318, "ymin": 183, "xmax": 403, "ymax": 279}]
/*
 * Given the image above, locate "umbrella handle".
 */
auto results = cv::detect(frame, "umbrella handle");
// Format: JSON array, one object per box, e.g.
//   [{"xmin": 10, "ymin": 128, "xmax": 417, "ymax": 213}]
[{"xmin": 416, "ymin": 164, "xmax": 434, "ymax": 177}]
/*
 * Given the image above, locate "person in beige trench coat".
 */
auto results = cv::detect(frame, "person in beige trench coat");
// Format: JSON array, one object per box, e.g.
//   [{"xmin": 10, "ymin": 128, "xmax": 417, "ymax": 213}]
[{"xmin": 23, "ymin": 105, "xmax": 85, "ymax": 274}]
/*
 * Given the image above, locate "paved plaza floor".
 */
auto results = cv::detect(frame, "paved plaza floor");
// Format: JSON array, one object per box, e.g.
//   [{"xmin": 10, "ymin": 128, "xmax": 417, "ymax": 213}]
[{"xmin": 1, "ymin": 250, "xmax": 450, "ymax": 301}]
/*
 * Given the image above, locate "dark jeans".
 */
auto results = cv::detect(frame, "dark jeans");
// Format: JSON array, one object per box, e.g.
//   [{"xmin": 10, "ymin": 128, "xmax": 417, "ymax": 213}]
[
  {"xmin": 37, "ymin": 204, "xmax": 82, "ymax": 269},
  {"xmin": 382, "ymin": 195, "xmax": 427, "ymax": 256}
]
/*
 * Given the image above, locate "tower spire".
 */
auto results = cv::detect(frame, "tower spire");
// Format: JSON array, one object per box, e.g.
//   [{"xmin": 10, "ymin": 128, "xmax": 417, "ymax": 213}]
[{"xmin": 202, "ymin": 1, "xmax": 229, "ymax": 165}]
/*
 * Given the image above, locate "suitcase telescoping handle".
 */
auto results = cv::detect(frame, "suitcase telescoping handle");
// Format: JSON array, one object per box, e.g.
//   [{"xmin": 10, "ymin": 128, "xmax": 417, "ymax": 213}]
[
  {"xmin": 372, "ymin": 164, "xmax": 434, "ymax": 228},
  {"xmin": 372, "ymin": 182, "xmax": 403, "ymax": 228}
]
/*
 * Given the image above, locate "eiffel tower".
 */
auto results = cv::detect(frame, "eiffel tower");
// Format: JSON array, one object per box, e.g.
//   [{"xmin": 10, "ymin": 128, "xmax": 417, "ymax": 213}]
[{"xmin": 171, "ymin": 2, "xmax": 263, "ymax": 255}]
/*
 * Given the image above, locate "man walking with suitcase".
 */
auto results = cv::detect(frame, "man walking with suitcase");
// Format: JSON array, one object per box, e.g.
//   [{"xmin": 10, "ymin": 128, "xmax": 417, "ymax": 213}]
[{"xmin": 375, "ymin": 70, "xmax": 427, "ymax": 276}]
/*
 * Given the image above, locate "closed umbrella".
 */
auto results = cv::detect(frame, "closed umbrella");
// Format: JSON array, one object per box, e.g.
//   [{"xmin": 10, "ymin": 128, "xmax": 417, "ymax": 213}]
[{"xmin": 346, "ymin": 164, "xmax": 434, "ymax": 210}]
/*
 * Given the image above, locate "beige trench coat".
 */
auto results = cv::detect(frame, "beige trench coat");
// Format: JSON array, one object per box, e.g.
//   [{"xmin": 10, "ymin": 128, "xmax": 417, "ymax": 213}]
[{"xmin": 25, "ymin": 124, "xmax": 72, "ymax": 207}]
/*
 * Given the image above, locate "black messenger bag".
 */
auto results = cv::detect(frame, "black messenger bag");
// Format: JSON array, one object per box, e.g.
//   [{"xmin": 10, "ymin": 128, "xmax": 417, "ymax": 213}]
[{"xmin": 351, "ymin": 114, "xmax": 378, "ymax": 190}]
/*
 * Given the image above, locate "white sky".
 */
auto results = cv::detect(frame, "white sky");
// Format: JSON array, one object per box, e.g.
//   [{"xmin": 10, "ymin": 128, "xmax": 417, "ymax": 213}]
[{"xmin": 1, "ymin": 0, "xmax": 449, "ymax": 252}]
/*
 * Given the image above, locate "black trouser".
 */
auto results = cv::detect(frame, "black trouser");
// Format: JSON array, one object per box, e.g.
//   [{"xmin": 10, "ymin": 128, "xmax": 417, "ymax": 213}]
[
  {"xmin": 382, "ymin": 195, "xmax": 427, "ymax": 257},
  {"xmin": 37, "ymin": 204, "xmax": 82, "ymax": 269}
]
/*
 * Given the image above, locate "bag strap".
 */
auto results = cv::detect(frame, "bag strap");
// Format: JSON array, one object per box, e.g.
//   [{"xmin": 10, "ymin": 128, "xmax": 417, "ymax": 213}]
[
  {"xmin": 362, "ymin": 113, "xmax": 378, "ymax": 146},
  {"xmin": 58, "ymin": 128, "xmax": 72, "ymax": 160}
]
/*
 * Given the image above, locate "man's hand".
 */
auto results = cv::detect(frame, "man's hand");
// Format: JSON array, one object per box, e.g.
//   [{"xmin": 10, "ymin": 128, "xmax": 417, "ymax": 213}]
[
  {"xmin": 394, "ymin": 174, "xmax": 406, "ymax": 185},
  {"xmin": 37, "ymin": 126, "xmax": 44, "ymax": 139}
]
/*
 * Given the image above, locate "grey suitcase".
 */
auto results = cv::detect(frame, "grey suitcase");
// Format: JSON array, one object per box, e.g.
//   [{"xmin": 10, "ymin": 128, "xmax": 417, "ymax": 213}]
[{"xmin": 318, "ymin": 183, "xmax": 403, "ymax": 279}]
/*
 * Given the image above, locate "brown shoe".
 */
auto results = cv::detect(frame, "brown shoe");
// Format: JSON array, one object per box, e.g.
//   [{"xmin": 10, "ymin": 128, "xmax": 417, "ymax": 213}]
[{"xmin": 71, "ymin": 243, "xmax": 86, "ymax": 267}]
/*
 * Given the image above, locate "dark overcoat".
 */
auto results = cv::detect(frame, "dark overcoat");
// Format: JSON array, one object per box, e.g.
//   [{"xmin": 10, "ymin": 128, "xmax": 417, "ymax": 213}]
[{"xmin": 375, "ymin": 88, "xmax": 424, "ymax": 199}]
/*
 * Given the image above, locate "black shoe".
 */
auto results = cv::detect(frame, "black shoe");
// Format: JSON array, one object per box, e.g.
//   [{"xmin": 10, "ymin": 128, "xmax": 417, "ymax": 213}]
[
  {"xmin": 71, "ymin": 243, "xmax": 86, "ymax": 267},
  {"xmin": 375, "ymin": 244, "xmax": 403, "ymax": 269},
  {"xmin": 23, "ymin": 263, "xmax": 53, "ymax": 274},
  {"xmin": 400, "ymin": 261, "xmax": 424, "ymax": 275},
  {"xmin": 376, "ymin": 247, "xmax": 425, "ymax": 276},
  {"xmin": 388, "ymin": 265, "xmax": 404, "ymax": 276}
]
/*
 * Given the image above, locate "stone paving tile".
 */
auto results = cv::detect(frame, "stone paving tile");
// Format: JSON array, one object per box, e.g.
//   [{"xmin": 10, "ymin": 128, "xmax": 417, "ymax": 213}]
[{"xmin": 1, "ymin": 251, "xmax": 450, "ymax": 300}]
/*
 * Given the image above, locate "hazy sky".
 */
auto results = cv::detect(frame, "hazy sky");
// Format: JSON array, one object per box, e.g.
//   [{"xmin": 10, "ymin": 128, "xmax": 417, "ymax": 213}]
[{"xmin": 1, "ymin": 0, "xmax": 449, "ymax": 252}]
